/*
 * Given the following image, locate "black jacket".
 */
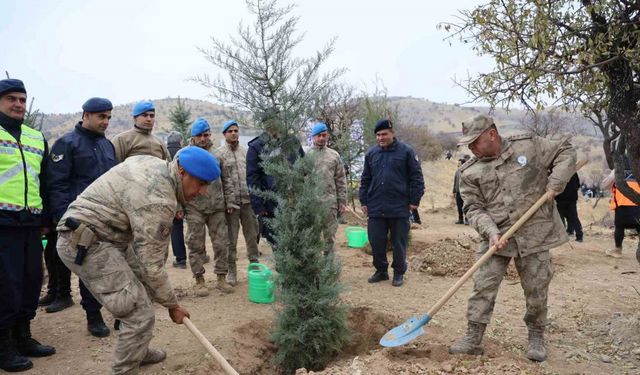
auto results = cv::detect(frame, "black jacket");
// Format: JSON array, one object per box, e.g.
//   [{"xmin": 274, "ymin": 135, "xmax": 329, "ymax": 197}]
[
  {"xmin": 47, "ymin": 123, "xmax": 116, "ymax": 222},
  {"xmin": 246, "ymin": 132, "xmax": 304, "ymax": 215},
  {"xmin": 555, "ymin": 173, "xmax": 580, "ymax": 202},
  {"xmin": 359, "ymin": 139, "xmax": 425, "ymax": 218}
]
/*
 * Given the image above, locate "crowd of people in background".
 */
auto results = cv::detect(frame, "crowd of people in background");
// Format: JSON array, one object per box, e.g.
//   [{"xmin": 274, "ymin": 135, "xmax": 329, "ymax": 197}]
[{"xmin": 2, "ymin": 77, "xmax": 639, "ymax": 373}]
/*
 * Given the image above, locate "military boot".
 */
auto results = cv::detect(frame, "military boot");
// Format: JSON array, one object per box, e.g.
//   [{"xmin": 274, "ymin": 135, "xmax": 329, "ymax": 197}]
[
  {"xmin": 449, "ymin": 321, "xmax": 486, "ymax": 355},
  {"xmin": 0, "ymin": 329, "xmax": 32, "ymax": 372},
  {"xmin": 13, "ymin": 320, "xmax": 55, "ymax": 357},
  {"xmin": 45, "ymin": 295, "xmax": 74, "ymax": 313},
  {"xmin": 37, "ymin": 293, "xmax": 55, "ymax": 307},
  {"xmin": 140, "ymin": 348, "xmax": 166, "ymax": 366},
  {"xmin": 86, "ymin": 311, "xmax": 110, "ymax": 338},
  {"xmin": 194, "ymin": 274, "xmax": 209, "ymax": 297},
  {"xmin": 525, "ymin": 325, "xmax": 547, "ymax": 362},
  {"xmin": 226, "ymin": 266, "xmax": 238, "ymax": 287},
  {"xmin": 215, "ymin": 274, "xmax": 233, "ymax": 294}
]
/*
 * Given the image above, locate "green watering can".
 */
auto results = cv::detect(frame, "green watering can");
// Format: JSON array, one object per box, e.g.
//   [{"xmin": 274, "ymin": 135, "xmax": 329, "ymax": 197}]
[{"xmin": 247, "ymin": 263, "xmax": 274, "ymax": 304}]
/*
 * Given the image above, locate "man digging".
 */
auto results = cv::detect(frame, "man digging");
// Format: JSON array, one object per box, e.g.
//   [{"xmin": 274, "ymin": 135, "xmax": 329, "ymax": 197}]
[{"xmin": 449, "ymin": 115, "xmax": 576, "ymax": 362}]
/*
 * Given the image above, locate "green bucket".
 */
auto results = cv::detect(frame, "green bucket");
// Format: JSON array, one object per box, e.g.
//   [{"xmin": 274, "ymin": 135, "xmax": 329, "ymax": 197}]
[
  {"xmin": 345, "ymin": 226, "xmax": 368, "ymax": 248},
  {"xmin": 247, "ymin": 263, "xmax": 274, "ymax": 304}
]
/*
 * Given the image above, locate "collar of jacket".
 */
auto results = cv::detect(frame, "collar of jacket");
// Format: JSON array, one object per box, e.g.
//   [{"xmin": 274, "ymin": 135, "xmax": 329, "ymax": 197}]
[
  {"xmin": 75, "ymin": 122, "xmax": 105, "ymax": 139},
  {"xmin": 0, "ymin": 111, "xmax": 23, "ymax": 131},
  {"xmin": 226, "ymin": 140, "xmax": 239, "ymax": 151},
  {"xmin": 133, "ymin": 125, "xmax": 152, "ymax": 134},
  {"xmin": 169, "ymin": 160, "xmax": 186, "ymax": 206}
]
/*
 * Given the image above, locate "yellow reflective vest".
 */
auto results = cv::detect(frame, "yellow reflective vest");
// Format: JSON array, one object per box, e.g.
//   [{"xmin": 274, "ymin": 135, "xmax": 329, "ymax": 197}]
[{"xmin": 0, "ymin": 124, "xmax": 45, "ymax": 213}]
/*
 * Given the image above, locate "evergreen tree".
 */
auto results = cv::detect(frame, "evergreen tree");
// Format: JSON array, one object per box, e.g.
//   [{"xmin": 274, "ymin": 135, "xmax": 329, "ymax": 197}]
[
  {"xmin": 168, "ymin": 97, "xmax": 192, "ymax": 141},
  {"xmin": 195, "ymin": 0, "xmax": 349, "ymax": 372},
  {"xmin": 24, "ymin": 97, "xmax": 44, "ymax": 131}
]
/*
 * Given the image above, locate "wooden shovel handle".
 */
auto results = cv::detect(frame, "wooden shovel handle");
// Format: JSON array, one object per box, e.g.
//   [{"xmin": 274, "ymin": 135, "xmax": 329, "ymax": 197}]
[
  {"xmin": 426, "ymin": 159, "xmax": 587, "ymax": 318},
  {"xmin": 183, "ymin": 317, "xmax": 239, "ymax": 375}
]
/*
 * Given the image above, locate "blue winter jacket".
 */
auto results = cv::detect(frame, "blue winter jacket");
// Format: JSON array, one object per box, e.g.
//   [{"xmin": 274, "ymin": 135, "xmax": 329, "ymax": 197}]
[
  {"xmin": 359, "ymin": 139, "xmax": 425, "ymax": 218},
  {"xmin": 47, "ymin": 123, "xmax": 116, "ymax": 222}
]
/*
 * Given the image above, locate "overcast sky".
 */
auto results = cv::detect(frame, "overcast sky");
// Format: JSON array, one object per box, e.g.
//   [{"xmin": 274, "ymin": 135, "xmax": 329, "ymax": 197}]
[{"xmin": 1, "ymin": 0, "xmax": 491, "ymax": 114}]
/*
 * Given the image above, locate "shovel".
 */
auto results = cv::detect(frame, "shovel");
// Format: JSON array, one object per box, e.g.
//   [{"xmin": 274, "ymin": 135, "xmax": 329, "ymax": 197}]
[
  {"xmin": 380, "ymin": 159, "xmax": 588, "ymax": 347},
  {"xmin": 183, "ymin": 317, "xmax": 239, "ymax": 375}
]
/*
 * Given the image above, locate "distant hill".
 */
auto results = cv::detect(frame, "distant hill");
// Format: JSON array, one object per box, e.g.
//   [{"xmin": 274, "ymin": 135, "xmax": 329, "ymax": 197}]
[{"xmin": 41, "ymin": 98, "xmax": 244, "ymax": 142}]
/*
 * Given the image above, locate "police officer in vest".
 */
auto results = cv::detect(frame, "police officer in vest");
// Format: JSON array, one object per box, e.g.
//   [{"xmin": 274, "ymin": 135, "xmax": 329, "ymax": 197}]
[{"xmin": 0, "ymin": 79, "xmax": 55, "ymax": 372}]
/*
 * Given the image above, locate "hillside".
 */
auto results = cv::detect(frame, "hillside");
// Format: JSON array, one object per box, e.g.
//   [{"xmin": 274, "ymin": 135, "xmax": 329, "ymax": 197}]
[{"xmin": 41, "ymin": 98, "xmax": 239, "ymax": 142}]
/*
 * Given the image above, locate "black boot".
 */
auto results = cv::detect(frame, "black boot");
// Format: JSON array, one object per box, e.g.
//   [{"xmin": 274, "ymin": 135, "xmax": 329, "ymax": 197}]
[
  {"xmin": 86, "ymin": 312, "xmax": 110, "ymax": 338},
  {"xmin": 13, "ymin": 320, "xmax": 55, "ymax": 357},
  {"xmin": 45, "ymin": 295, "xmax": 74, "ymax": 313},
  {"xmin": 37, "ymin": 293, "xmax": 56, "ymax": 307},
  {"xmin": 367, "ymin": 270, "xmax": 389, "ymax": 283},
  {"xmin": 392, "ymin": 273, "xmax": 404, "ymax": 287},
  {"xmin": 0, "ymin": 329, "xmax": 32, "ymax": 372}
]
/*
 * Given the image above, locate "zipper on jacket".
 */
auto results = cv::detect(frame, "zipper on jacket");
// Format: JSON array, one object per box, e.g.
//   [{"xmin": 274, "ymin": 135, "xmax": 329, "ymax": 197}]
[{"xmin": 17, "ymin": 142, "xmax": 29, "ymax": 209}]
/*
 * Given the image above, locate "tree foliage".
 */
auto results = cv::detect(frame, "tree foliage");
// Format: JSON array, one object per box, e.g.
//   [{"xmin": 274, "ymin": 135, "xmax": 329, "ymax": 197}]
[
  {"xmin": 168, "ymin": 97, "xmax": 192, "ymax": 141},
  {"xmin": 24, "ymin": 97, "xmax": 43, "ymax": 131},
  {"xmin": 441, "ymin": 0, "xmax": 640, "ymax": 203},
  {"xmin": 195, "ymin": 1, "xmax": 349, "ymax": 372}
]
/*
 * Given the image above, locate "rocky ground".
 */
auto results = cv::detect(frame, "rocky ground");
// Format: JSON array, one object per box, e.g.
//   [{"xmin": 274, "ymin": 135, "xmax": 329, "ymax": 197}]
[{"xmin": 26, "ymin": 160, "xmax": 640, "ymax": 375}]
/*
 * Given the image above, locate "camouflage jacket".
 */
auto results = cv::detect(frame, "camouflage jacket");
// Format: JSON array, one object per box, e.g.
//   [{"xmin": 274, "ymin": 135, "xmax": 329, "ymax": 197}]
[
  {"xmin": 459, "ymin": 134, "xmax": 576, "ymax": 257},
  {"xmin": 308, "ymin": 145, "xmax": 347, "ymax": 210},
  {"xmin": 184, "ymin": 142, "xmax": 236, "ymax": 214},
  {"xmin": 57, "ymin": 156, "xmax": 184, "ymax": 308},
  {"xmin": 216, "ymin": 142, "xmax": 250, "ymax": 205},
  {"xmin": 111, "ymin": 126, "xmax": 170, "ymax": 163}
]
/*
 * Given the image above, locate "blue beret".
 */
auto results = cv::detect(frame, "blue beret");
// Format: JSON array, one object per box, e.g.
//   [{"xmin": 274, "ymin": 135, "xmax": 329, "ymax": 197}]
[
  {"xmin": 222, "ymin": 120, "xmax": 238, "ymax": 133},
  {"xmin": 178, "ymin": 146, "xmax": 220, "ymax": 183},
  {"xmin": 82, "ymin": 97, "xmax": 113, "ymax": 113},
  {"xmin": 311, "ymin": 122, "xmax": 328, "ymax": 136},
  {"xmin": 0, "ymin": 79, "xmax": 26, "ymax": 97},
  {"xmin": 132, "ymin": 100, "xmax": 155, "ymax": 117},
  {"xmin": 374, "ymin": 119, "xmax": 393, "ymax": 134},
  {"xmin": 191, "ymin": 118, "xmax": 210, "ymax": 136}
]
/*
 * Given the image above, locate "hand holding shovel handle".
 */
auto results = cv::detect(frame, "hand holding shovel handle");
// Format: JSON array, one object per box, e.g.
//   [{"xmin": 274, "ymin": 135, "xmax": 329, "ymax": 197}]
[{"xmin": 183, "ymin": 317, "xmax": 239, "ymax": 375}]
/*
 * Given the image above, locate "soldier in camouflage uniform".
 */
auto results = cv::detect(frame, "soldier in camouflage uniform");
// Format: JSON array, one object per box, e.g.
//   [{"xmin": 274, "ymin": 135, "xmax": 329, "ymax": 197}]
[
  {"xmin": 56, "ymin": 146, "xmax": 220, "ymax": 375},
  {"xmin": 217, "ymin": 120, "xmax": 259, "ymax": 286},
  {"xmin": 111, "ymin": 100, "xmax": 170, "ymax": 163},
  {"xmin": 184, "ymin": 118, "xmax": 235, "ymax": 296},
  {"xmin": 449, "ymin": 115, "xmax": 576, "ymax": 362},
  {"xmin": 307, "ymin": 123, "xmax": 347, "ymax": 254}
]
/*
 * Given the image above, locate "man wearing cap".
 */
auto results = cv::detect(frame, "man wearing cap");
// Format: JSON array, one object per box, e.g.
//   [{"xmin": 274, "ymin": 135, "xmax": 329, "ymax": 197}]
[
  {"xmin": 217, "ymin": 120, "xmax": 259, "ymax": 285},
  {"xmin": 308, "ymin": 122, "xmax": 347, "ymax": 254},
  {"xmin": 449, "ymin": 114, "xmax": 575, "ymax": 362},
  {"xmin": 44, "ymin": 98, "xmax": 115, "ymax": 338},
  {"xmin": 184, "ymin": 118, "xmax": 235, "ymax": 296},
  {"xmin": 359, "ymin": 119, "xmax": 425, "ymax": 287},
  {"xmin": 0, "ymin": 78, "xmax": 55, "ymax": 372},
  {"xmin": 111, "ymin": 100, "xmax": 170, "ymax": 162},
  {"xmin": 56, "ymin": 146, "xmax": 218, "ymax": 374},
  {"xmin": 453, "ymin": 154, "xmax": 470, "ymax": 225}
]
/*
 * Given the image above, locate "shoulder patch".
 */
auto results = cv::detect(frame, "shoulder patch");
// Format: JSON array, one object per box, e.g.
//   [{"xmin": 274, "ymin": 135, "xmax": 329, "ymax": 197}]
[
  {"xmin": 506, "ymin": 133, "xmax": 533, "ymax": 141},
  {"xmin": 459, "ymin": 157, "xmax": 479, "ymax": 173},
  {"xmin": 51, "ymin": 153, "xmax": 64, "ymax": 163}
]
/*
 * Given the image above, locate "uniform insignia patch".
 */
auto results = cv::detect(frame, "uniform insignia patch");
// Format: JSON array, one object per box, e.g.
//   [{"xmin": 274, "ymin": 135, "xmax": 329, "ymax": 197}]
[
  {"xmin": 51, "ymin": 154, "xmax": 64, "ymax": 163},
  {"xmin": 517, "ymin": 155, "xmax": 528, "ymax": 166}
]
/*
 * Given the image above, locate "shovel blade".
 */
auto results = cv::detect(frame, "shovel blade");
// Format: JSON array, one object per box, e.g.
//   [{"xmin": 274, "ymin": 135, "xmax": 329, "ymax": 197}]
[{"xmin": 379, "ymin": 314, "xmax": 431, "ymax": 347}]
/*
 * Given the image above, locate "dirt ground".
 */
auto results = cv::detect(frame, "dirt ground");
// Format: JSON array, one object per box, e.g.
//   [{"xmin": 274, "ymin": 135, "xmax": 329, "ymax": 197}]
[{"xmin": 27, "ymin": 161, "xmax": 640, "ymax": 375}]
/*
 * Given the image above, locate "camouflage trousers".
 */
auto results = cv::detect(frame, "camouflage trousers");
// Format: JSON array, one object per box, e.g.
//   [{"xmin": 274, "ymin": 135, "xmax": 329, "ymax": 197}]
[
  {"xmin": 57, "ymin": 232, "xmax": 156, "ymax": 375},
  {"xmin": 467, "ymin": 245, "xmax": 554, "ymax": 326},
  {"xmin": 321, "ymin": 208, "xmax": 339, "ymax": 254},
  {"xmin": 226, "ymin": 203, "xmax": 260, "ymax": 272},
  {"xmin": 186, "ymin": 209, "xmax": 229, "ymax": 276}
]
